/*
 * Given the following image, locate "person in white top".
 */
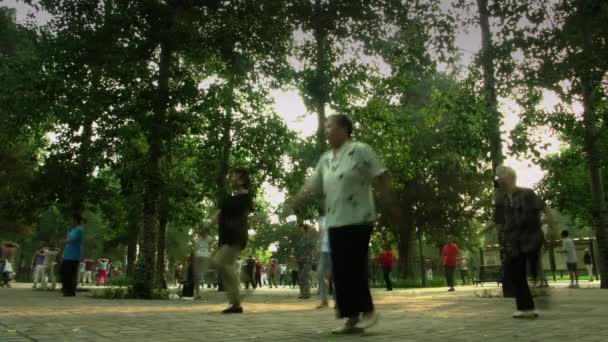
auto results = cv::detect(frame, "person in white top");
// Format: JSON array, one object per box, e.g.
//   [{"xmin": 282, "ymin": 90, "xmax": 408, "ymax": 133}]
[
  {"xmin": 561, "ymin": 230, "xmax": 579, "ymax": 288},
  {"xmin": 291, "ymin": 114, "xmax": 401, "ymax": 334},
  {"xmin": 193, "ymin": 226, "xmax": 212, "ymax": 298}
]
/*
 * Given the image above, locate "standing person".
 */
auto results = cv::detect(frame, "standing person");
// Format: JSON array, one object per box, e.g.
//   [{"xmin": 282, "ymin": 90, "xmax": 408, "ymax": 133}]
[
  {"xmin": 290, "ymin": 264, "xmax": 298, "ymax": 289},
  {"xmin": 425, "ymin": 258, "xmax": 433, "ymax": 281},
  {"xmin": 441, "ymin": 239, "xmax": 459, "ymax": 292},
  {"xmin": 61, "ymin": 212, "xmax": 84, "ymax": 297},
  {"xmin": 255, "ymin": 260, "xmax": 263, "ymax": 288},
  {"xmin": 379, "ymin": 246, "xmax": 396, "ymax": 291},
  {"xmin": 584, "ymin": 249, "xmax": 594, "ymax": 282},
  {"xmin": 561, "ymin": 230, "xmax": 579, "ymax": 288},
  {"xmin": 317, "ymin": 215, "xmax": 332, "ymax": 308},
  {"xmin": 244, "ymin": 256, "xmax": 256, "ymax": 289},
  {"xmin": 193, "ymin": 226, "xmax": 212, "ymax": 298},
  {"xmin": 44, "ymin": 247, "xmax": 60, "ymax": 290},
  {"xmin": 295, "ymin": 223, "xmax": 315, "ymax": 299},
  {"xmin": 211, "ymin": 168, "xmax": 254, "ymax": 314},
  {"xmin": 32, "ymin": 248, "xmax": 47, "ymax": 289},
  {"xmin": 268, "ymin": 259, "xmax": 278, "ymax": 288},
  {"xmin": 279, "ymin": 263, "xmax": 287, "ymax": 287},
  {"xmin": 97, "ymin": 258, "xmax": 110, "ymax": 286},
  {"xmin": 290, "ymin": 114, "xmax": 400, "ymax": 333},
  {"xmin": 495, "ymin": 165, "xmax": 554, "ymax": 319},
  {"xmin": 78, "ymin": 260, "xmax": 86, "ymax": 286},
  {"xmin": 84, "ymin": 258, "xmax": 95, "ymax": 285},
  {"xmin": 458, "ymin": 257, "xmax": 469, "ymax": 285}
]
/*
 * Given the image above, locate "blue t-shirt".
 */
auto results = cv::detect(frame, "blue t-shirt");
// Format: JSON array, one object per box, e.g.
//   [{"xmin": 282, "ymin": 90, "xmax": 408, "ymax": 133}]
[{"xmin": 63, "ymin": 225, "xmax": 84, "ymax": 261}]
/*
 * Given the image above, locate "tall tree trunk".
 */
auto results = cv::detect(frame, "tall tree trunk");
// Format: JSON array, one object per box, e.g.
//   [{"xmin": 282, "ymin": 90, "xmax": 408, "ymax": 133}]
[
  {"xmin": 156, "ymin": 191, "xmax": 169, "ymax": 289},
  {"xmin": 215, "ymin": 86, "xmax": 234, "ymax": 292},
  {"xmin": 578, "ymin": 0, "xmax": 608, "ymax": 289},
  {"xmin": 476, "ymin": 0, "xmax": 512, "ymax": 297},
  {"xmin": 133, "ymin": 36, "xmax": 173, "ymax": 298}
]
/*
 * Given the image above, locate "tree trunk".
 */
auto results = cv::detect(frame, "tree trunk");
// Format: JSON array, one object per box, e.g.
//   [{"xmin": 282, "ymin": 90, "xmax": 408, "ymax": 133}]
[
  {"xmin": 133, "ymin": 35, "xmax": 173, "ymax": 298},
  {"xmin": 126, "ymin": 217, "xmax": 139, "ymax": 277},
  {"xmin": 578, "ymin": 0, "xmax": 608, "ymax": 289},
  {"xmin": 155, "ymin": 191, "xmax": 169, "ymax": 289},
  {"xmin": 476, "ymin": 0, "xmax": 512, "ymax": 297}
]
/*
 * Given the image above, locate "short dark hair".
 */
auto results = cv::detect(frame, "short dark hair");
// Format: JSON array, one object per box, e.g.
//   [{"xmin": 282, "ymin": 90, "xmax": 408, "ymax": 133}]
[
  {"xmin": 561, "ymin": 230, "xmax": 569, "ymax": 237},
  {"xmin": 231, "ymin": 167, "xmax": 251, "ymax": 189},
  {"xmin": 328, "ymin": 114, "xmax": 353, "ymax": 138}
]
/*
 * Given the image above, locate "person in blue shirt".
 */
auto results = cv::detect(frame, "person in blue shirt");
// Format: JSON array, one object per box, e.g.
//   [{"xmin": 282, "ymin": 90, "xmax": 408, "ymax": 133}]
[{"xmin": 61, "ymin": 212, "xmax": 84, "ymax": 297}]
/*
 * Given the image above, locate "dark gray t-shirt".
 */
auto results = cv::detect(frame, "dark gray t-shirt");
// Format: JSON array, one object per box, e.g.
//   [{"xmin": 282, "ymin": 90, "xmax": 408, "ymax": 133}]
[{"xmin": 498, "ymin": 187, "xmax": 545, "ymax": 256}]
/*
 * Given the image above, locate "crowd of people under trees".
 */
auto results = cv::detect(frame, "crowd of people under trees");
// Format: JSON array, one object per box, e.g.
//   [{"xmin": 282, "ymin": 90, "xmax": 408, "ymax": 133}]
[{"xmin": 1, "ymin": 114, "xmax": 600, "ymax": 334}]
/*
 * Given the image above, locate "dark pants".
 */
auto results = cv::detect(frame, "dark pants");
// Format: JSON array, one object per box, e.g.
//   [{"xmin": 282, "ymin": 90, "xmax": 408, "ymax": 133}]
[
  {"xmin": 244, "ymin": 269, "xmax": 256, "ymax": 289},
  {"xmin": 445, "ymin": 266, "xmax": 456, "ymax": 288},
  {"xmin": 255, "ymin": 272, "xmax": 262, "ymax": 288},
  {"xmin": 291, "ymin": 270, "xmax": 298, "ymax": 287},
  {"xmin": 505, "ymin": 251, "xmax": 538, "ymax": 311},
  {"xmin": 383, "ymin": 268, "xmax": 392, "ymax": 290},
  {"xmin": 61, "ymin": 260, "xmax": 79, "ymax": 296},
  {"xmin": 330, "ymin": 224, "xmax": 374, "ymax": 318}
]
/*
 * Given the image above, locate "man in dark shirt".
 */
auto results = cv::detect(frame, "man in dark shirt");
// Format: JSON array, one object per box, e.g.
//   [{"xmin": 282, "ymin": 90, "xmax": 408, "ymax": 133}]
[
  {"xmin": 495, "ymin": 165, "xmax": 554, "ymax": 319},
  {"xmin": 212, "ymin": 168, "xmax": 253, "ymax": 314}
]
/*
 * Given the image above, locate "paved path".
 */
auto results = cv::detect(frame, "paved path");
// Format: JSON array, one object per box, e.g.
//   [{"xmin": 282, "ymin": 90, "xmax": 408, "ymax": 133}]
[{"xmin": 0, "ymin": 281, "xmax": 605, "ymax": 341}]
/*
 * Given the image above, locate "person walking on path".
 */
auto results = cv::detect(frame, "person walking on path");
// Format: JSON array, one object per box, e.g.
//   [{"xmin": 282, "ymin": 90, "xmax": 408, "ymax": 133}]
[
  {"xmin": 441, "ymin": 239, "xmax": 459, "ymax": 292},
  {"xmin": 244, "ymin": 256, "xmax": 256, "ymax": 289},
  {"xmin": 193, "ymin": 226, "xmax": 212, "ymax": 298},
  {"xmin": 290, "ymin": 114, "xmax": 401, "ymax": 334},
  {"xmin": 211, "ymin": 168, "xmax": 254, "ymax": 314},
  {"xmin": 268, "ymin": 259, "xmax": 278, "ymax": 288},
  {"xmin": 561, "ymin": 230, "xmax": 579, "ymax": 288},
  {"xmin": 32, "ymin": 248, "xmax": 47, "ymax": 289},
  {"xmin": 44, "ymin": 247, "xmax": 60, "ymax": 290},
  {"xmin": 458, "ymin": 257, "xmax": 469, "ymax": 285},
  {"xmin": 425, "ymin": 258, "xmax": 433, "ymax": 281},
  {"xmin": 379, "ymin": 246, "xmax": 396, "ymax": 291},
  {"xmin": 495, "ymin": 165, "xmax": 555, "ymax": 319},
  {"xmin": 255, "ymin": 261, "xmax": 263, "ymax": 288},
  {"xmin": 584, "ymin": 249, "xmax": 595, "ymax": 282},
  {"xmin": 317, "ymin": 215, "xmax": 332, "ymax": 308},
  {"xmin": 295, "ymin": 223, "xmax": 315, "ymax": 299},
  {"xmin": 61, "ymin": 212, "xmax": 84, "ymax": 297},
  {"xmin": 97, "ymin": 258, "xmax": 110, "ymax": 286}
]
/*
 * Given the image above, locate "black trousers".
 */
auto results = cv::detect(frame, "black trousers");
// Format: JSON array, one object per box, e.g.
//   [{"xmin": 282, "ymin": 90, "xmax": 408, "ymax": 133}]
[
  {"xmin": 329, "ymin": 224, "xmax": 374, "ymax": 318},
  {"xmin": 445, "ymin": 266, "xmax": 456, "ymax": 287},
  {"xmin": 61, "ymin": 260, "xmax": 79, "ymax": 296},
  {"xmin": 505, "ymin": 251, "xmax": 538, "ymax": 311},
  {"xmin": 383, "ymin": 268, "xmax": 393, "ymax": 290}
]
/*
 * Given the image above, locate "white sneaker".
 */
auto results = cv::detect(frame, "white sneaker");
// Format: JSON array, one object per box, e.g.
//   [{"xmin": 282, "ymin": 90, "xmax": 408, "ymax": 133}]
[
  {"xmin": 513, "ymin": 310, "xmax": 538, "ymax": 319},
  {"xmin": 332, "ymin": 318, "xmax": 361, "ymax": 334},
  {"xmin": 357, "ymin": 312, "xmax": 379, "ymax": 329}
]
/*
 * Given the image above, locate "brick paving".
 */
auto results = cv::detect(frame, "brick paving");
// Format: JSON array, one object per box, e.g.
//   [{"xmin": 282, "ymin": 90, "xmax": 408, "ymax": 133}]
[{"xmin": 0, "ymin": 281, "xmax": 605, "ymax": 341}]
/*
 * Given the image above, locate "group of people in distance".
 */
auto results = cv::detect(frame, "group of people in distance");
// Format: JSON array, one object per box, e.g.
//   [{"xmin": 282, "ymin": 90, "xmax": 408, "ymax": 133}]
[{"xmin": 1, "ymin": 114, "xmax": 588, "ymax": 335}]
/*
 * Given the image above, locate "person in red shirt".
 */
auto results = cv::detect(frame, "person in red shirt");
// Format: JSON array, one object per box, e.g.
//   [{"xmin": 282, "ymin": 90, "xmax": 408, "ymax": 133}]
[
  {"xmin": 441, "ymin": 238, "xmax": 459, "ymax": 291},
  {"xmin": 378, "ymin": 246, "xmax": 396, "ymax": 291}
]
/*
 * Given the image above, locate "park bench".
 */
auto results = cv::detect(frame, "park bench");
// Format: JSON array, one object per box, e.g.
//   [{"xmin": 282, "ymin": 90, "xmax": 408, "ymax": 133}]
[{"xmin": 474, "ymin": 265, "xmax": 502, "ymax": 287}]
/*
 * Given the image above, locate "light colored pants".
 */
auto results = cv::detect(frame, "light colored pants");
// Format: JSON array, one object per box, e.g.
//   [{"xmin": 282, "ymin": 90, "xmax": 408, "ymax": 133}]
[
  {"xmin": 586, "ymin": 264, "xmax": 594, "ymax": 280},
  {"xmin": 426, "ymin": 269, "xmax": 433, "ymax": 281},
  {"xmin": 33, "ymin": 265, "xmax": 46, "ymax": 287},
  {"xmin": 212, "ymin": 245, "xmax": 241, "ymax": 306},
  {"xmin": 84, "ymin": 270, "xmax": 92, "ymax": 284},
  {"xmin": 47, "ymin": 264, "xmax": 57, "ymax": 289},
  {"xmin": 193, "ymin": 256, "xmax": 210, "ymax": 295},
  {"xmin": 318, "ymin": 252, "xmax": 332, "ymax": 302}
]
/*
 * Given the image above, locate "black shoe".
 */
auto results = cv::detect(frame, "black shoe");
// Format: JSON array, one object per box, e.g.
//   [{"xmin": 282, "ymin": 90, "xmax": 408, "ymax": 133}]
[{"xmin": 222, "ymin": 306, "xmax": 243, "ymax": 314}]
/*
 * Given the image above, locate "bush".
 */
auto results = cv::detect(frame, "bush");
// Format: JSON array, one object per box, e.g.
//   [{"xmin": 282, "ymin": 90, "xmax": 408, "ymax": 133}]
[{"xmin": 109, "ymin": 275, "xmax": 133, "ymax": 287}]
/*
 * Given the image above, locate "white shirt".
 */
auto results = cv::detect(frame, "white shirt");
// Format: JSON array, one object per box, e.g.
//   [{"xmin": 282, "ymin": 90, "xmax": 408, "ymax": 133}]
[
  {"xmin": 562, "ymin": 238, "xmax": 577, "ymax": 263},
  {"xmin": 310, "ymin": 141, "xmax": 387, "ymax": 229},
  {"xmin": 194, "ymin": 237, "xmax": 211, "ymax": 257},
  {"xmin": 319, "ymin": 216, "xmax": 330, "ymax": 253},
  {"xmin": 2, "ymin": 259, "xmax": 13, "ymax": 273}
]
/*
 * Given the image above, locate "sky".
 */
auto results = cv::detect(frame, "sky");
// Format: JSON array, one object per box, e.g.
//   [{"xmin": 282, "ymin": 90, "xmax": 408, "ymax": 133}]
[{"xmin": 4, "ymin": 0, "xmax": 564, "ymax": 213}]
